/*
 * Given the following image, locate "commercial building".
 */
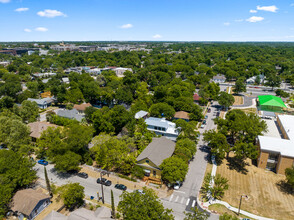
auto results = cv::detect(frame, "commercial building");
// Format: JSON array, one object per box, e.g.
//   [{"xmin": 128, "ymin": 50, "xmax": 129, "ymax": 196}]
[
  {"xmin": 145, "ymin": 117, "xmax": 180, "ymax": 141},
  {"xmin": 257, "ymin": 95, "xmax": 287, "ymax": 113},
  {"xmin": 257, "ymin": 115, "xmax": 294, "ymax": 174},
  {"xmin": 137, "ymin": 137, "xmax": 175, "ymax": 180}
]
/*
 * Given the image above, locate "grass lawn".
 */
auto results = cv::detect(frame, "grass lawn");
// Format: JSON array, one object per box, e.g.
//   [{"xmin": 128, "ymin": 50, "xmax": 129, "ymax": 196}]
[
  {"xmin": 240, "ymin": 108, "xmax": 256, "ymax": 114},
  {"xmin": 216, "ymin": 156, "xmax": 294, "ymax": 220},
  {"xmin": 208, "ymin": 204, "xmax": 254, "ymax": 219},
  {"xmin": 233, "ymin": 96, "xmax": 243, "ymax": 105}
]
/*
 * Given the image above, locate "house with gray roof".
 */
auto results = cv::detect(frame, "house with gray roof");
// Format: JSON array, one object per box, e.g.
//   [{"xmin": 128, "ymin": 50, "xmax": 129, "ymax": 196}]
[
  {"xmin": 135, "ymin": 110, "xmax": 148, "ymax": 119},
  {"xmin": 27, "ymin": 97, "xmax": 55, "ymax": 109},
  {"xmin": 137, "ymin": 136, "xmax": 175, "ymax": 180},
  {"xmin": 56, "ymin": 108, "xmax": 84, "ymax": 122}
]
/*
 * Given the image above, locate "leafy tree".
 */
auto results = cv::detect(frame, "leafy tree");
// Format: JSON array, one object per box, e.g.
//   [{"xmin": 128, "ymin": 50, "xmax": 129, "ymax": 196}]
[
  {"xmin": 13, "ymin": 100, "xmax": 39, "ymax": 123},
  {"xmin": 174, "ymin": 138, "xmax": 197, "ymax": 162},
  {"xmin": 275, "ymin": 89, "xmax": 289, "ymax": 98},
  {"xmin": 203, "ymin": 130, "xmax": 229, "ymax": 160},
  {"xmin": 118, "ymin": 187, "xmax": 174, "ymax": 220},
  {"xmin": 184, "ymin": 207, "xmax": 208, "ymax": 220},
  {"xmin": 198, "ymin": 82, "xmax": 220, "ymax": 100},
  {"xmin": 176, "ymin": 120, "xmax": 199, "ymax": 142},
  {"xmin": 218, "ymin": 92, "xmax": 235, "ymax": 109},
  {"xmin": 84, "ymin": 106, "xmax": 98, "ymax": 123},
  {"xmin": 219, "ymin": 213, "xmax": 239, "ymax": 220},
  {"xmin": 201, "ymin": 174, "xmax": 229, "ymax": 200},
  {"xmin": 149, "ymin": 103, "xmax": 175, "ymax": 120},
  {"xmin": 265, "ymin": 73, "xmax": 281, "ymax": 90},
  {"xmin": 189, "ymin": 104, "xmax": 203, "ymax": 121},
  {"xmin": 255, "ymin": 75, "xmax": 261, "ymax": 85},
  {"xmin": 54, "ymin": 151, "xmax": 81, "ymax": 172},
  {"xmin": 0, "ymin": 96, "xmax": 15, "ymax": 110},
  {"xmin": 233, "ymin": 77, "xmax": 246, "ymax": 94},
  {"xmin": 285, "ymin": 165, "xmax": 294, "ymax": 190},
  {"xmin": 0, "ymin": 73, "xmax": 22, "ymax": 98},
  {"xmin": 160, "ymin": 156, "xmax": 188, "ymax": 184},
  {"xmin": 59, "ymin": 183, "xmax": 85, "ymax": 209}
]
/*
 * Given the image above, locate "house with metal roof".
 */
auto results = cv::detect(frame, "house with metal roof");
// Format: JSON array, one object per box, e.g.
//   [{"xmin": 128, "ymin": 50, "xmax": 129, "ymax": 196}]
[
  {"xmin": 135, "ymin": 110, "xmax": 148, "ymax": 119},
  {"xmin": 137, "ymin": 137, "xmax": 175, "ymax": 180},
  {"xmin": 56, "ymin": 109, "xmax": 84, "ymax": 122},
  {"xmin": 257, "ymin": 95, "xmax": 287, "ymax": 113},
  {"xmin": 27, "ymin": 97, "xmax": 55, "ymax": 109},
  {"xmin": 145, "ymin": 117, "xmax": 180, "ymax": 141},
  {"xmin": 257, "ymin": 115, "xmax": 294, "ymax": 174}
]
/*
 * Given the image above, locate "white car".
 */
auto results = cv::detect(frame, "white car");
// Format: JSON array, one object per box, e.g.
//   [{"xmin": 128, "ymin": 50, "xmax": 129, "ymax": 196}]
[
  {"xmin": 174, "ymin": 181, "xmax": 182, "ymax": 190},
  {"xmin": 200, "ymin": 124, "xmax": 205, "ymax": 129}
]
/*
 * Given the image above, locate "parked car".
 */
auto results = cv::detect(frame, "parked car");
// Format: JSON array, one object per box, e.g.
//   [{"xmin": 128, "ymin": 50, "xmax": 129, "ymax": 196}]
[
  {"xmin": 173, "ymin": 181, "xmax": 182, "ymax": 190},
  {"xmin": 97, "ymin": 178, "xmax": 112, "ymax": 186},
  {"xmin": 205, "ymin": 115, "xmax": 208, "ymax": 119},
  {"xmin": 200, "ymin": 124, "xmax": 205, "ymax": 129},
  {"xmin": 208, "ymin": 108, "xmax": 211, "ymax": 113},
  {"xmin": 37, "ymin": 159, "xmax": 48, "ymax": 166},
  {"xmin": 203, "ymin": 120, "xmax": 206, "ymax": 124},
  {"xmin": 77, "ymin": 172, "xmax": 88, "ymax": 179},
  {"xmin": 115, "ymin": 184, "xmax": 127, "ymax": 191}
]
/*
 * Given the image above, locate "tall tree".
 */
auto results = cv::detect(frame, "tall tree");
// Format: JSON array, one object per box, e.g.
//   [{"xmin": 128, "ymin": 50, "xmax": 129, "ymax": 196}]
[
  {"xmin": 58, "ymin": 183, "xmax": 85, "ymax": 209},
  {"xmin": 184, "ymin": 207, "xmax": 209, "ymax": 220},
  {"xmin": 118, "ymin": 187, "xmax": 174, "ymax": 220},
  {"xmin": 218, "ymin": 92, "xmax": 235, "ymax": 109},
  {"xmin": 160, "ymin": 156, "xmax": 188, "ymax": 184},
  {"xmin": 233, "ymin": 77, "xmax": 246, "ymax": 94},
  {"xmin": 265, "ymin": 73, "xmax": 281, "ymax": 90}
]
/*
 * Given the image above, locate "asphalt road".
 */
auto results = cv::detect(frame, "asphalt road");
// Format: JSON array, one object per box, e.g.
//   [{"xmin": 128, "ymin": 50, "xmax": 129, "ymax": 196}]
[{"xmin": 160, "ymin": 102, "xmax": 219, "ymax": 220}]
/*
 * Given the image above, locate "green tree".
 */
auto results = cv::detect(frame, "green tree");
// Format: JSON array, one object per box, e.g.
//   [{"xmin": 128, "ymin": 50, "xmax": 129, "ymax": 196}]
[
  {"xmin": 111, "ymin": 190, "xmax": 115, "ymax": 218},
  {"xmin": 233, "ymin": 77, "xmax": 246, "ymax": 94},
  {"xmin": 44, "ymin": 167, "xmax": 52, "ymax": 196},
  {"xmin": 218, "ymin": 92, "xmax": 235, "ymax": 109},
  {"xmin": 149, "ymin": 103, "xmax": 175, "ymax": 120},
  {"xmin": 203, "ymin": 130, "xmax": 229, "ymax": 160},
  {"xmin": 59, "ymin": 183, "xmax": 85, "ymax": 208},
  {"xmin": 198, "ymin": 82, "xmax": 220, "ymax": 100},
  {"xmin": 54, "ymin": 151, "xmax": 81, "ymax": 172},
  {"xmin": 201, "ymin": 174, "xmax": 229, "ymax": 200},
  {"xmin": 184, "ymin": 207, "xmax": 208, "ymax": 220},
  {"xmin": 285, "ymin": 165, "xmax": 294, "ymax": 190},
  {"xmin": 160, "ymin": 156, "xmax": 188, "ymax": 184},
  {"xmin": 118, "ymin": 187, "xmax": 174, "ymax": 220},
  {"xmin": 14, "ymin": 100, "xmax": 39, "ymax": 123},
  {"xmin": 265, "ymin": 73, "xmax": 281, "ymax": 90},
  {"xmin": 174, "ymin": 138, "xmax": 197, "ymax": 162},
  {"xmin": 219, "ymin": 213, "xmax": 239, "ymax": 220}
]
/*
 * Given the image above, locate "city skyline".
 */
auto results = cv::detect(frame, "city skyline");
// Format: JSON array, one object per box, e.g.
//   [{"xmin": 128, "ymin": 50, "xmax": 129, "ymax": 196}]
[{"xmin": 1, "ymin": 0, "xmax": 294, "ymax": 42}]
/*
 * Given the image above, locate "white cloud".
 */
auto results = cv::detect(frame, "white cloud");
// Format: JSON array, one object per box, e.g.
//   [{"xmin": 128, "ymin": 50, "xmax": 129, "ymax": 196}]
[
  {"xmin": 120, "ymin": 24, "xmax": 133, "ymax": 29},
  {"xmin": 235, "ymin": 19, "xmax": 244, "ymax": 22},
  {"xmin": 35, "ymin": 27, "xmax": 48, "ymax": 32},
  {"xmin": 257, "ymin": 5, "xmax": 278, "ymax": 13},
  {"xmin": 0, "ymin": 0, "xmax": 10, "ymax": 3},
  {"xmin": 153, "ymin": 34, "xmax": 162, "ymax": 39},
  {"xmin": 246, "ymin": 16, "xmax": 264, "ymax": 23},
  {"xmin": 37, "ymin": 9, "xmax": 66, "ymax": 18},
  {"xmin": 15, "ymin": 8, "xmax": 29, "ymax": 12},
  {"xmin": 24, "ymin": 28, "xmax": 31, "ymax": 32},
  {"xmin": 285, "ymin": 35, "xmax": 294, "ymax": 38},
  {"xmin": 223, "ymin": 22, "xmax": 230, "ymax": 26},
  {"xmin": 290, "ymin": 3, "xmax": 294, "ymax": 7},
  {"xmin": 250, "ymin": 9, "xmax": 257, "ymax": 13}
]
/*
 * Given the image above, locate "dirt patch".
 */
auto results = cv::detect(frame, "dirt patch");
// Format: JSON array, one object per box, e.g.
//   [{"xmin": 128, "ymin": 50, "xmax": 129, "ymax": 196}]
[
  {"xmin": 216, "ymin": 156, "xmax": 294, "ymax": 220},
  {"xmin": 208, "ymin": 204, "xmax": 254, "ymax": 219},
  {"xmin": 233, "ymin": 96, "xmax": 243, "ymax": 105},
  {"xmin": 240, "ymin": 108, "xmax": 257, "ymax": 114}
]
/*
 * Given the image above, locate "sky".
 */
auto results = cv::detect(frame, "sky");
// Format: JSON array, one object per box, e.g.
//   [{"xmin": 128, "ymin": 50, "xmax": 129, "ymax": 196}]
[{"xmin": 0, "ymin": 0, "xmax": 294, "ymax": 42}]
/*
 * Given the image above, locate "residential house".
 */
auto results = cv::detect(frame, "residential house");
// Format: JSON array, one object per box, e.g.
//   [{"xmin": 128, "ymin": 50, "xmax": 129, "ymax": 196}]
[
  {"xmin": 135, "ymin": 110, "xmax": 148, "ymax": 119},
  {"xmin": 137, "ymin": 137, "xmax": 176, "ymax": 180},
  {"xmin": 174, "ymin": 111, "xmax": 190, "ymax": 122},
  {"xmin": 113, "ymin": 67, "xmax": 133, "ymax": 78},
  {"xmin": 11, "ymin": 189, "xmax": 51, "ymax": 220},
  {"xmin": 257, "ymin": 115, "xmax": 294, "ymax": 174},
  {"xmin": 27, "ymin": 97, "xmax": 55, "ymax": 109},
  {"xmin": 212, "ymin": 74, "xmax": 226, "ymax": 83},
  {"xmin": 145, "ymin": 117, "xmax": 180, "ymax": 141},
  {"xmin": 28, "ymin": 122, "xmax": 57, "ymax": 141},
  {"xmin": 62, "ymin": 77, "xmax": 70, "ymax": 84},
  {"xmin": 56, "ymin": 108, "xmax": 84, "ymax": 122},
  {"xmin": 73, "ymin": 103, "xmax": 92, "ymax": 114},
  {"xmin": 193, "ymin": 93, "xmax": 201, "ymax": 103},
  {"xmin": 246, "ymin": 74, "xmax": 265, "ymax": 84}
]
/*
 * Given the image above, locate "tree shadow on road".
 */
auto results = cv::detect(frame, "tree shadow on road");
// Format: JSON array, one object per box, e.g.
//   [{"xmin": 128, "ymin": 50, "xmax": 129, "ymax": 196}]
[
  {"xmin": 226, "ymin": 156, "xmax": 249, "ymax": 174},
  {"xmin": 50, "ymin": 167, "xmax": 76, "ymax": 179},
  {"xmin": 276, "ymin": 180, "xmax": 294, "ymax": 195}
]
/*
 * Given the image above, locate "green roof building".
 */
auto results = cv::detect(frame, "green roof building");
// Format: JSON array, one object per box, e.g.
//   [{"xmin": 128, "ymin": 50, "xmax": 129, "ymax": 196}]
[{"xmin": 258, "ymin": 95, "xmax": 287, "ymax": 112}]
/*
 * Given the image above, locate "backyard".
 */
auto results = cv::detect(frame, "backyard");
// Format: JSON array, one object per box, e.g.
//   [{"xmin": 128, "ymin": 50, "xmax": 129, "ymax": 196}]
[{"xmin": 216, "ymin": 156, "xmax": 294, "ymax": 220}]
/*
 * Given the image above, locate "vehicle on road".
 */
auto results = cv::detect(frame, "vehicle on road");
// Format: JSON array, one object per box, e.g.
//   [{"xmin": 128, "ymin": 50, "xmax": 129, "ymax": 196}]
[
  {"xmin": 115, "ymin": 184, "xmax": 127, "ymax": 191},
  {"xmin": 37, "ymin": 159, "xmax": 48, "ymax": 166},
  {"xmin": 203, "ymin": 120, "xmax": 206, "ymax": 124},
  {"xmin": 97, "ymin": 178, "xmax": 112, "ymax": 186},
  {"xmin": 174, "ymin": 181, "xmax": 182, "ymax": 190},
  {"xmin": 200, "ymin": 124, "xmax": 205, "ymax": 129},
  {"xmin": 205, "ymin": 115, "xmax": 208, "ymax": 119},
  {"xmin": 208, "ymin": 108, "xmax": 211, "ymax": 113},
  {"xmin": 77, "ymin": 172, "xmax": 88, "ymax": 179}
]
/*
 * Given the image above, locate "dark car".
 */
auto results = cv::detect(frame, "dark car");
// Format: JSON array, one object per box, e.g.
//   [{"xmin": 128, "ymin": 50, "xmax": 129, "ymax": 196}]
[
  {"xmin": 115, "ymin": 184, "xmax": 127, "ymax": 191},
  {"xmin": 208, "ymin": 108, "xmax": 211, "ymax": 113},
  {"xmin": 203, "ymin": 120, "xmax": 206, "ymax": 125},
  {"xmin": 77, "ymin": 172, "xmax": 88, "ymax": 179},
  {"xmin": 97, "ymin": 178, "xmax": 112, "ymax": 186},
  {"xmin": 37, "ymin": 159, "xmax": 48, "ymax": 166}
]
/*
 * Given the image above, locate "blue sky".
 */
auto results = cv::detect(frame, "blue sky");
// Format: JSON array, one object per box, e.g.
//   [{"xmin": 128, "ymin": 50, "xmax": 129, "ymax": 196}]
[{"xmin": 0, "ymin": 0, "xmax": 294, "ymax": 41}]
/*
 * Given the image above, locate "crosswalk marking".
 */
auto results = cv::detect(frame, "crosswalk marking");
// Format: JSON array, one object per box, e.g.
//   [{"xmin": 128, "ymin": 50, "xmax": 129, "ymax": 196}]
[
  {"xmin": 180, "ymin": 197, "xmax": 184, "ymax": 204},
  {"xmin": 192, "ymin": 200, "xmax": 196, "ymax": 207},
  {"xmin": 174, "ymin": 195, "xmax": 179, "ymax": 202},
  {"xmin": 186, "ymin": 198, "xmax": 190, "ymax": 205},
  {"xmin": 169, "ymin": 194, "xmax": 174, "ymax": 202}
]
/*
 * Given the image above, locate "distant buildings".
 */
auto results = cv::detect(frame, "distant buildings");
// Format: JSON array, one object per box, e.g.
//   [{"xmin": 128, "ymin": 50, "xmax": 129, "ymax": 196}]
[
  {"xmin": 246, "ymin": 74, "xmax": 265, "ymax": 84},
  {"xmin": 27, "ymin": 97, "xmax": 55, "ymax": 109},
  {"xmin": 212, "ymin": 74, "xmax": 226, "ymax": 83},
  {"xmin": 137, "ymin": 137, "xmax": 175, "ymax": 180},
  {"xmin": 145, "ymin": 117, "xmax": 180, "ymax": 141}
]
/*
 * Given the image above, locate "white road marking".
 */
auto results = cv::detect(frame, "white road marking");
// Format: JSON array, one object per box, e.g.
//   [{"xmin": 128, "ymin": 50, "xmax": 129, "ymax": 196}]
[
  {"xmin": 192, "ymin": 200, "xmax": 196, "ymax": 207},
  {"xmin": 180, "ymin": 197, "xmax": 184, "ymax": 204},
  {"xmin": 186, "ymin": 198, "xmax": 190, "ymax": 205},
  {"xmin": 175, "ymin": 190, "xmax": 186, "ymax": 194},
  {"xmin": 175, "ymin": 195, "xmax": 179, "ymax": 202},
  {"xmin": 169, "ymin": 194, "xmax": 174, "ymax": 202}
]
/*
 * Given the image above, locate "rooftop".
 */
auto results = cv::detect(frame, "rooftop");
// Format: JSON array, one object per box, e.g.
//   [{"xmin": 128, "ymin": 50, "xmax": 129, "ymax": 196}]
[
  {"xmin": 73, "ymin": 103, "xmax": 92, "ymax": 111},
  {"xmin": 278, "ymin": 115, "xmax": 294, "ymax": 140},
  {"xmin": 145, "ymin": 117, "xmax": 179, "ymax": 135},
  {"xmin": 135, "ymin": 110, "xmax": 148, "ymax": 119},
  {"xmin": 258, "ymin": 95, "xmax": 287, "ymax": 108},
  {"xmin": 258, "ymin": 135, "xmax": 294, "ymax": 157},
  {"xmin": 28, "ymin": 122, "xmax": 57, "ymax": 139},
  {"xmin": 174, "ymin": 111, "xmax": 190, "ymax": 120}
]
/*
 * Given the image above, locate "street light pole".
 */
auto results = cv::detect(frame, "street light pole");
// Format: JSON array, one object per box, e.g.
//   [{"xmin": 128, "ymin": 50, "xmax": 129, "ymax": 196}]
[
  {"xmin": 238, "ymin": 195, "xmax": 247, "ymax": 215},
  {"xmin": 100, "ymin": 172, "xmax": 105, "ymax": 204}
]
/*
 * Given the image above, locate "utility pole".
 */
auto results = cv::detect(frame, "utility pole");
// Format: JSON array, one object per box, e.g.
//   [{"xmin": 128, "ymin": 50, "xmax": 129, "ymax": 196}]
[
  {"xmin": 100, "ymin": 172, "xmax": 105, "ymax": 204},
  {"xmin": 238, "ymin": 195, "xmax": 248, "ymax": 215}
]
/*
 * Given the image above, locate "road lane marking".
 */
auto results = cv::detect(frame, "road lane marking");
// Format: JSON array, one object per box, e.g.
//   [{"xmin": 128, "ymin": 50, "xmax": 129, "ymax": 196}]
[
  {"xmin": 192, "ymin": 200, "xmax": 196, "ymax": 207},
  {"xmin": 175, "ymin": 195, "xmax": 179, "ymax": 202},
  {"xmin": 175, "ymin": 190, "xmax": 185, "ymax": 194},
  {"xmin": 180, "ymin": 197, "xmax": 184, "ymax": 204},
  {"xmin": 186, "ymin": 198, "xmax": 190, "ymax": 205},
  {"xmin": 169, "ymin": 194, "xmax": 174, "ymax": 202}
]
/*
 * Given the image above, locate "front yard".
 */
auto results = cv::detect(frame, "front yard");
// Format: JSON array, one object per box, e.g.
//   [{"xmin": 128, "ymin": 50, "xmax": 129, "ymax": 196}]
[{"xmin": 216, "ymin": 156, "xmax": 294, "ymax": 220}]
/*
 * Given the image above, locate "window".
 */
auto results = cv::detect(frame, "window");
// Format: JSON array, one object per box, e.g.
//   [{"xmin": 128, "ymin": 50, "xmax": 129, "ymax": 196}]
[
  {"xmin": 153, "ymin": 170, "xmax": 156, "ymax": 176},
  {"xmin": 146, "ymin": 160, "xmax": 149, "ymax": 163}
]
